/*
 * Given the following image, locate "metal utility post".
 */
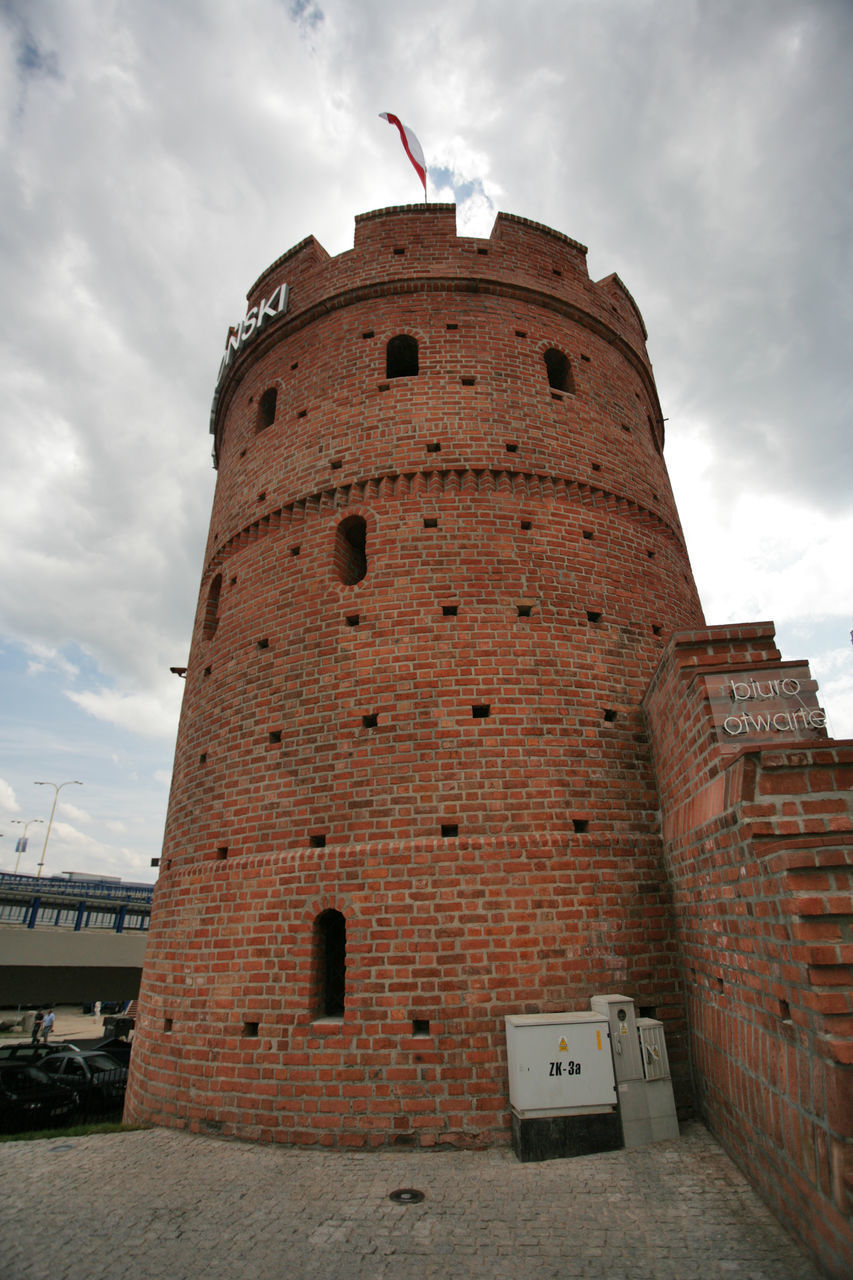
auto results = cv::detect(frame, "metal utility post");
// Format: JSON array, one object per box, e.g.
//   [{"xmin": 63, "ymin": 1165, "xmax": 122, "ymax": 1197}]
[{"xmin": 33, "ymin": 781, "xmax": 83, "ymax": 878}]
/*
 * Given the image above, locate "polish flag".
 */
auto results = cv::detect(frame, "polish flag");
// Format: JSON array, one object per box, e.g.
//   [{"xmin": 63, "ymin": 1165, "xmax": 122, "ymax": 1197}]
[{"xmin": 379, "ymin": 113, "xmax": 427, "ymax": 196}]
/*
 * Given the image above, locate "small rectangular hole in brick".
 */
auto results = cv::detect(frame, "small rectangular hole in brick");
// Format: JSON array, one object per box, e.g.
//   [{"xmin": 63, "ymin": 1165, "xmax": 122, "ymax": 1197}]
[
  {"xmin": 199, "ymin": 752, "xmax": 207, "ymax": 763},
  {"xmin": 591, "ymin": 463, "xmax": 601, "ymax": 472},
  {"xmin": 517, "ymin": 604, "xmax": 532, "ymax": 617},
  {"xmin": 477, "ymin": 247, "xmax": 488, "ymax": 255},
  {"xmin": 203, "ymin": 666, "xmax": 212, "ymax": 677},
  {"xmin": 425, "ymin": 442, "xmax": 441, "ymax": 453},
  {"xmin": 441, "ymin": 823, "xmax": 458, "ymax": 838},
  {"xmin": 257, "ymin": 638, "xmax": 269, "ymax": 650},
  {"xmin": 446, "ymin": 323, "xmax": 458, "ymax": 330},
  {"xmin": 520, "ymin": 519, "xmax": 532, "ymax": 529},
  {"xmin": 345, "ymin": 614, "xmax": 360, "ymax": 627},
  {"xmin": 291, "ymin": 545, "xmax": 301, "ymax": 556},
  {"xmin": 779, "ymin": 999, "xmax": 791, "ymax": 1020},
  {"xmin": 552, "ymin": 267, "xmax": 562, "ymax": 276},
  {"xmin": 309, "ymin": 834, "xmax": 326, "ymax": 848},
  {"xmin": 394, "ymin": 246, "xmax": 405, "ymax": 255},
  {"xmin": 269, "ymin": 730, "xmax": 282, "ymax": 744},
  {"xmin": 573, "ymin": 819, "xmax": 589, "ymax": 833},
  {"xmin": 298, "ymin": 409, "xmax": 307, "ymax": 418},
  {"xmin": 291, "ymin": 361, "xmax": 298, "ymax": 370},
  {"xmin": 461, "ymin": 376, "xmax": 476, "ymax": 386},
  {"xmin": 506, "ymin": 442, "xmax": 518, "ymax": 453},
  {"xmin": 257, "ymin": 491, "xmax": 266, "ymax": 502},
  {"xmin": 515, "ymin": 329, "xmax": 527, "ymax": 338},
  {"xmin": 652, "ymin": 625, "xmax": 662, "ymax": 636},
  {"xmin": 412, "ymin": 1019, "xmax": 430, "ymax": 1037},
  {"xmin": 581, "ymin": 354, "xmax": 591, "ymax": 363},
  {"xmin": 362, "ymin": 713, "xmax": 378, "ymax": 728},
  {"xmin": 647, "ymin": 549, "xmax": 655, "ymax": 559},
  {"xmin": 472, "ymin": 704, "xmax": 490, "ymax": 718},
  {"xmin": 362, "ymin": 329, "xmax": 374, "ymax": 339},
  {"xmin": 622, "ymin": 424, "xmax": 631, "ymax": 433},
  {"xmin": 582, "ymin": 530, "xmax": 593, "ymax": 540},
  {"xmin": 163, "ymin": 1017, "xmax": 173, "ymax": 1032},
  {"xmin": 378, "ymin": 382, "xmax": 390, "ymax": 392},
  {"xmin": 587, "ymin": 610, "xmax": 602, "ymax": 623},
  {"xmin": 217, "ymin": 846, "xmax": 228, "ymax": 860},
  {"xmin": 331, "ymin": 459, "xmax": 342, "ymax": 470},
  {"xmin": 603, "ymin": 709, "xmax": 617, "ymax": 722},
  {"xmin": 423, "ymin": 517, "xmax": 438, "ymax": 529},
  {"xmin": 242, "ymin": 1021, "xmax": 259, "ymax": 1037},
  {"xmin": 442, "ymin": 605, "xmax": 458, "ymax": 616}
]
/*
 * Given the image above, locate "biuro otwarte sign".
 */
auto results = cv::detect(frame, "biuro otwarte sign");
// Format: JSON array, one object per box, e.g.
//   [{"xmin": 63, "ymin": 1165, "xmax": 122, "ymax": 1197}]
[
  {"xmin": 216, "ymin": 282, "xmax": 289, "ymax": 384},
  {"xmin": 705, "ymin": 665, "xmax": 828, "ymax": 749}
]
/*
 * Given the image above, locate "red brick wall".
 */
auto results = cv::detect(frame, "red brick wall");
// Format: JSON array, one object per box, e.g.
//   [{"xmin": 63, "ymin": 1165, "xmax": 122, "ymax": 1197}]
[
  {"xmin": 644, "ymin": 624, "xmax": 853, "ymax": 1277},
  {"xmin": 126, "ymin": 205, "xmax": 705, "ymax": 1147}
]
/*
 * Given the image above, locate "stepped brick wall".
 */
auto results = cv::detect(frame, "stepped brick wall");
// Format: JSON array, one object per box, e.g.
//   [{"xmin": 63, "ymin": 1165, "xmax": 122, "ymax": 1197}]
[{"xmin": 644, "ymin": 623, "xmax": 853, "ymax": 1278}]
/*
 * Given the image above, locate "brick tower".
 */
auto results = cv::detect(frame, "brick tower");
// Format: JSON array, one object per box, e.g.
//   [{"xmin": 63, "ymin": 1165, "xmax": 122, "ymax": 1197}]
[
  {"xmin": 126, "ymin": 203, "xmax": 708, "ymax": 1144},
  {"xmin": 126, "ymin": 204, "xmax": 704, "ymax": 1144},
  {"xmin": 126, "ymin": 204, "xmax": 853, "ymax": 1274}
]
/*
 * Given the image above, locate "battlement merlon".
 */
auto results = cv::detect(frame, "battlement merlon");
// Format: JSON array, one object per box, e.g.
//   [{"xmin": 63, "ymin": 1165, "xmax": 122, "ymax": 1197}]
[{"xmin": 210, "ymin": 204, "xmax": 660, "ymax": 454}]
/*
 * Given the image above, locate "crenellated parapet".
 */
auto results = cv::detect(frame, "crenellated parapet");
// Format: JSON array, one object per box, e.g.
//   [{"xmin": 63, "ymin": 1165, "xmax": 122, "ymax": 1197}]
[{"xmin": 210, "ymin": 204, "xmax": 663, "ymax": 465}]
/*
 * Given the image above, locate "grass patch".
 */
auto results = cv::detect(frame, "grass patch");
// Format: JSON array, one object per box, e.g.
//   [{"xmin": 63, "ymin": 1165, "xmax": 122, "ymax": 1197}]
[{"xmin": 0, "ymin": 1121, "xmax": 149, "ymax": 1144}]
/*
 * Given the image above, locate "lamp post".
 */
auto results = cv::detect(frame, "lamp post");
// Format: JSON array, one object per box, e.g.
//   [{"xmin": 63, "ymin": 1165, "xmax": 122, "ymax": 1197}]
[
  {"xmin": 10, "ymin": 819, "xmax": 44, "ymax": 874},
  {"xmin": 34, "ymin": 781, "xmax": 83, "ymax": 878}
]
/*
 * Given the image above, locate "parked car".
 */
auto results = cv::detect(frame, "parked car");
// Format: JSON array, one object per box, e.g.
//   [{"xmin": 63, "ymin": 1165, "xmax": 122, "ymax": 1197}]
[
  {"xmin": 40, "ymin": 1050, "xmax": 127, "ymax": 1116},
  {"xmin": 0, "ymin": 1042, "xmax": 81, "ymax": 1063},
  {"xmin": 0, "ymin": 1061, "xmax": 78, "ymax": 1133}
]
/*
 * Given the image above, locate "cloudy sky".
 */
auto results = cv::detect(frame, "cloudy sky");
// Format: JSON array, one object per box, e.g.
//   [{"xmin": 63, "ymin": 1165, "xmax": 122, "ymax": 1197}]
[{"xmin": 1, "ymin": 0, "xmax": 850, "ymax": 884}]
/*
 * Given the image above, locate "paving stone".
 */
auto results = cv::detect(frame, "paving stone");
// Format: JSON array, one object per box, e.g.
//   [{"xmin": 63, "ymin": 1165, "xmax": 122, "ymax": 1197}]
[{"xmin": 0, "ymin": 1122, "xmax": 824, "ymax": 1280}]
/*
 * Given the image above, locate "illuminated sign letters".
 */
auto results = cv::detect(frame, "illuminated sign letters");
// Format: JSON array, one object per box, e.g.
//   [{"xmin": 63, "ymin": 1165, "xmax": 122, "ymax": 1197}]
[{"xmin": 217, "ymin": 282, "xmax": 289, "ymax": 383}]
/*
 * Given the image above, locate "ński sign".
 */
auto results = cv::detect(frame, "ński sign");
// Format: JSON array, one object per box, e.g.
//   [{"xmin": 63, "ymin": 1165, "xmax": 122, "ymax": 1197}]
[
  {"xmin": 217, "ymin": 282, "xmax": 289, "ymax": 383},
  {"xmin": 706, "ymin": 664, "xmax": 827, "ymax": 749}
]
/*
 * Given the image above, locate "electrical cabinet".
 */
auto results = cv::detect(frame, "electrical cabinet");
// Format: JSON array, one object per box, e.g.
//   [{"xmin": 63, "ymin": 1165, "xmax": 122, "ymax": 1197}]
[
  {"xmin": 637, "ymin": 1018, "xmax": 670, "ymax": 1081},
  {"xmin": 504, "ymin": 1012, "xmax": 616, "ymax": 1118}
]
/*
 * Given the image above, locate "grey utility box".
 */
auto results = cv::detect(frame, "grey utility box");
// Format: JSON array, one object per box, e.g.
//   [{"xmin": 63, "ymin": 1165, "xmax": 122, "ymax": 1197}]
[
  {"xmin": 505, "ymin": 1012, "xmax": 621, "ymax": 1162},
  {"xmin": 590, "ymin": 993, "xmax": 644, "ymax": 1083},
  {"xmin": 505, "ymin": 1012, "xmax": 617, "ymax": 1117}
]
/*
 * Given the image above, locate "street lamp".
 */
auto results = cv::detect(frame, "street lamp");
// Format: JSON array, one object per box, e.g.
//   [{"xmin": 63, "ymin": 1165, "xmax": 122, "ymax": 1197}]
[
  {"xmin": 34, "ymin": 781, "xmax": 83, "ymax": 879},
  {"xmin": 10, "ymin": 818, "xmax": 45, "ymax": 874}
]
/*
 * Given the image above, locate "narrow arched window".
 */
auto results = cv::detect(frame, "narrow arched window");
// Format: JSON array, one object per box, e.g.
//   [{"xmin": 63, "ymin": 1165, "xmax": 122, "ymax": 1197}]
[
  {"xmin": 202, "ymin": 573, "xmax": 222, "ymax": 640},
  {"xmin": 314, "ymin": 909, "xmax": 346, "ymax": 1017},
  {"xmin": 256, "ymin": 387, "xmax": 277, "ymax": 431},
  {"xmin": 544, "ymin": 348, "xmax": 574, "ymax": 393},
  {"xmin": 334, "ymin": 515, "xmax": 367, "ymax": 585},
  {"xmin": 386, "ymin": 334, "xmax": 418, "ymax": 379}
]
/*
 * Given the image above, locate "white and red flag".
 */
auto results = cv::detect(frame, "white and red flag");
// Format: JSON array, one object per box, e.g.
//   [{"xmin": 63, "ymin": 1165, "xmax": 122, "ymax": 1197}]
[{"xmin": 379, "ymin": 112, "xmax": 427, "ymax": 197}]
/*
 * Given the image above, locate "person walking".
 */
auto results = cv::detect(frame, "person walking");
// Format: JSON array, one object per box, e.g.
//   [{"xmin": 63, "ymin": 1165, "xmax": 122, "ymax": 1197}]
[
  {"xmin": 31, "ymin": 1008, "xmax": 44, "ymax": 1045},
  {"xmin": 41, "ymin": 1008, "xmax": 55, "ymax": 1043}
]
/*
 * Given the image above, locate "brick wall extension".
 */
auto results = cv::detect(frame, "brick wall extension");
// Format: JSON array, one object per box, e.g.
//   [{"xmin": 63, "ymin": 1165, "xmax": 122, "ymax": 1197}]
[{"xmin": 644, "ymin": 623, "xmax": 853, "ymax": 1278}]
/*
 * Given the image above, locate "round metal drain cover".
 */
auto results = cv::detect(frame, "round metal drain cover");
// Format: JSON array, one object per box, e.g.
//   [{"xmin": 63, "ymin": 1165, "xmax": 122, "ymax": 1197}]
[{"xmin": 389, "ymin": 1188, "xmax": 425, "ymax": 1204}]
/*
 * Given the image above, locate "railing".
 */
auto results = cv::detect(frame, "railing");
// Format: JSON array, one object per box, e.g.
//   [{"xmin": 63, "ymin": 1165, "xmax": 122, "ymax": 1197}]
[{"xmin": 0, "ymin": 873, "xmax": 152, "ymax": 932}]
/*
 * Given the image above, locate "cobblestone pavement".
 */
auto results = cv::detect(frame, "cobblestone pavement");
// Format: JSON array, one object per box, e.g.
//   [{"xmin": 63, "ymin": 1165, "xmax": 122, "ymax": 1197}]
[{"xmin": 0, "ymin": 1121, "xmax": 823, "ymax": 1280}]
